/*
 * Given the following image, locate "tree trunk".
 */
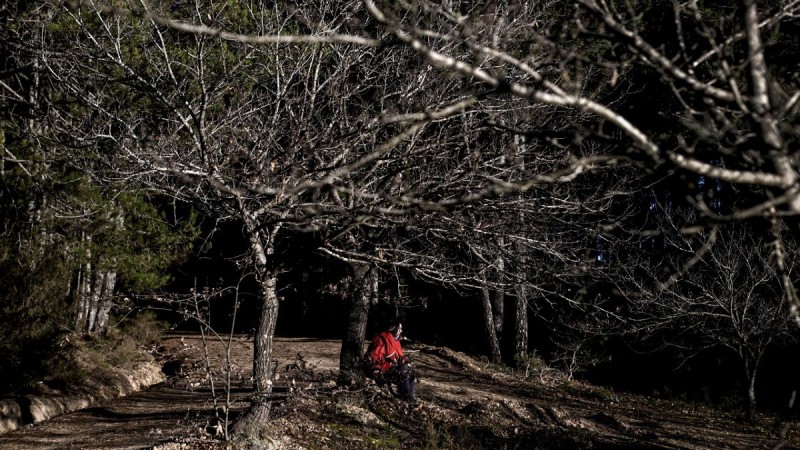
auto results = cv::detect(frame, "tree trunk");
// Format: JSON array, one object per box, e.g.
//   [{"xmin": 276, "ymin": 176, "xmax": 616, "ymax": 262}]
[
  {"xmin": 232, "ymin": 269, "xmax": 279, "ymax": 438},
  {"xmin": 0, "ymin": 126, "xmax": 5, "ymax": 178},
  {"xmin": 746, "ymin": 371, "xmax": 757, "ymax": 420},
  {"xmin": 481, "ymin": 284, "xmax": 502, "ymax": 364},
  {"xmin": 86, "ymin": 269, "xmax": 105, "ymax": 333},
  {"xmin": 338, "ymin": 264, "xmax": 374, "ymax": 386},
  {"xmin": 75, "ymin": 261, "xmax": 91, "ymax": 331},
  {"xmin": 94, "ymin": 270, "xmax": 117, "ymax": 332},
  {"xmin": 232, "ymin": 219, "xmax": 281, "ymax": 440},
  {"xmin": 743, "ymin": 350, "xmax": 765, "ymax": 420},
  {"xmin": 94, "ymin": 214, "xmax": 123, "ymax": 332},
  {"xmin": 492, "ymin": 254, "xmax": 505, "ymax": 338},
  {"xmin": 743, "ymin": 358, "xmax": 757, "ymax": 419},
  {"xmin": 514, "ymin": 283, "xmax": 529, "ymax": 367}
]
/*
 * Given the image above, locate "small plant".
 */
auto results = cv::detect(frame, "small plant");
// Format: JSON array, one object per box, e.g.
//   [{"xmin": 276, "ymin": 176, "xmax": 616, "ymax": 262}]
[
  {"xmin": 422, "ymin": 423, "xmax": 491, "ymax": 450},
  {"xmin": 41, "ymin": 344, "xmax": 85, "ymax": 392},
  {"xmin": 118, "ymin": 310, "xmax": 165, "ymax": 348},
  {"xmin": 422, "ymin": 422, "xmax": 446, "ymax": 449},
  {"xmin": 514, "ymin": 351, "xmax": 548, "ymax": 380}
]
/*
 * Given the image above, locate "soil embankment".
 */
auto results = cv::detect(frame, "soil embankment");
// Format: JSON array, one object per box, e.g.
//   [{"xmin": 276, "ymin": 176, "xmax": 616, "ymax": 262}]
[{"xmin": 0, "ymin": 361, "xmax": 164, "ymax": 434}]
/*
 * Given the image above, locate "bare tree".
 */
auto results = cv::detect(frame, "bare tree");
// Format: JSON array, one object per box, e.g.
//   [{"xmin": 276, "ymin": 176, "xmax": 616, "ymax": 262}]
[
  {"xmin": 26, "ymin": 0, "xmax": 800, "ymax": 438},
  {"xmin": 615, "ymin": 223, "xmax": 798, "ymax": 417},
  {"xmin": 34, "ymin": 0, "xmax": 504, "ymax": 438},
  {"xmin": 359, "ymin": 0, "xmax": 800, "ymax": 320},
  {"xmin": 24, "ymin": 1, "xmax": 372, "ymax": 437}
]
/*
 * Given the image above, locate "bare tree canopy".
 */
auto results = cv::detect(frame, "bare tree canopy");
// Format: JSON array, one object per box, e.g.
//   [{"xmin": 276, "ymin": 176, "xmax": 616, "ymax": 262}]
[{"xmin": 3, "ymin": 0, "xmax": 800, "ymax": 438}]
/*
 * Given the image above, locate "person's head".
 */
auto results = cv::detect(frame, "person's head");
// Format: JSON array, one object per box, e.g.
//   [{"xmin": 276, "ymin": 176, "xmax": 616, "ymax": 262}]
[{"xmin": 388, "ymin": 321, "xmax": 403, "ymax": 338}]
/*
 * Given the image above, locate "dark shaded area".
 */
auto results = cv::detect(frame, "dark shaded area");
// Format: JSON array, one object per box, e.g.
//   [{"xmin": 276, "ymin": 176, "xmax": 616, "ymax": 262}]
[
  {"xmin": 582, "ymin": 339, "xmax": 800, "ymax": 415},
  {"xmin": 757, "ymin": 345, "xmax": 800, "ymax": 414}
]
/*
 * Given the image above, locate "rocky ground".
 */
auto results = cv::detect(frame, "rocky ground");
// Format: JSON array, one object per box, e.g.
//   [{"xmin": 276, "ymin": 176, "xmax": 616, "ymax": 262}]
[{"xmin": 0, "ymin": 333, "xmax": 798, "ymax": 449}]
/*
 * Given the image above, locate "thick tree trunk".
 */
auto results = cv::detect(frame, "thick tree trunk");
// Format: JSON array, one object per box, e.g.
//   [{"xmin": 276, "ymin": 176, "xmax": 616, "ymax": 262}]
[
  {"xmin": 86, "ymin": 269, "xmax": 105, "ymax": 333},
  {"xmin": 481, "ymin": 284, "xmax": 502, "ymax": 364},
  {"xmin": 76, "ymin": 225, "xmax": 119, "ymax": 334},
  {"xmin": 514, "ymin": 283, "xmax": 529, "ymax": 367},
  {"xmin": 338, "ymin": 264, "xmax": 374, "ymax": 385},
  {"xmin": 232, "ymin": 218, "xmax": 281, "ymax": 440},
  {"xmin": 94, "ymin": 271, "xmax": 117, "ymax": 331},
  {"xmin": 83, "ymin": 269, "xmax": 116, "ymax": 333},
  {"xmin": 232, "ymin": 270, "xmax": 279, "ymax": 438}
]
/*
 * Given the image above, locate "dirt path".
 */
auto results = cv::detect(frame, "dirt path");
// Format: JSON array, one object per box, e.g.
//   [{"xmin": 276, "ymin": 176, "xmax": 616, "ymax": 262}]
[
  {"xmin": 0, "ymin": 334, "xmax": 798, "ymax": 449},
  {"xmin": 0, "ymin": 335, "xmax": 340, "ymax": 450},
  {"xmin": 409, "ymin": 346, "xmax": 799, "ymax": 449}
]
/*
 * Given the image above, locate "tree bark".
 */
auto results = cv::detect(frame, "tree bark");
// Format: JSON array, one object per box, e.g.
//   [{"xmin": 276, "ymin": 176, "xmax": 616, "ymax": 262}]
[
  {"xmin": 743, "ymin": 357, "xmax": 757, "ymax": 420},
  {"xmin": 492, "ymin": 253, "xmax": 505, "ymax": 338},
  {"xmin": 514, "ymin": 283, "xmax": 529, "ymax": 367},
  {"xmin": 75, "ymin": 261, "xmax": 90, "ymax": 331},
  {"xmin": 743, "ymin": 349, "xmax": 766, "ymax": 420},
  {"xmin": 481, "ymin": 283, "xmax": 502, "ymax": 364},
  {"xmin": 86, "ymin": 269, "xmax": 105, "ymax": 333},
  {"xmin": 232, "ymin": 218, "xmax": 281, "ymax": 439},
  {"xmin": 338, "ymin": 264, "xmax": 374, "ymax": 385},
  {"xmin": 94, "ymin": 270, "xmax": 117, "ymax": 332},
  {"xmin": 232, "ymin": 269, "xmax": 279, "ymax": 438}
]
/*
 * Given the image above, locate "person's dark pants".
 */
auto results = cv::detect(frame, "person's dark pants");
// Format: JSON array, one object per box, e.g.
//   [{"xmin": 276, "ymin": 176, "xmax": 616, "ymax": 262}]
[
  {"xmin": 393, "ymin": 363, "xmax": 416, "ymax": 401},
  {"xmin": 397, "ymin": 375, "xmax": 416, "ymax": 401}
]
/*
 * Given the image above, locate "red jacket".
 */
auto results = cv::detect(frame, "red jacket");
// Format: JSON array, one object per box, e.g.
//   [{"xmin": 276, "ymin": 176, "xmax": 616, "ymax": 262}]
[{"xmin": 368, "ymin": 331, "xmax": 404, "ymax": 373}]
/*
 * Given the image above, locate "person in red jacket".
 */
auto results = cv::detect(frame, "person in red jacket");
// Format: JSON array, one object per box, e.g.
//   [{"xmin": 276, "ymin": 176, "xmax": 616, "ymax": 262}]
[{"xmin": 366, "ymin": 321, "xmax": 417, "ymax": 402}]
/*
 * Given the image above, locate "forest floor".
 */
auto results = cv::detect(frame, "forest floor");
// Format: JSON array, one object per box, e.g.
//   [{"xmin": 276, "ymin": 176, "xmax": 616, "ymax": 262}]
[{"xmin": 0, "ymin": 333, "xmax": 798, "ymax": 449}]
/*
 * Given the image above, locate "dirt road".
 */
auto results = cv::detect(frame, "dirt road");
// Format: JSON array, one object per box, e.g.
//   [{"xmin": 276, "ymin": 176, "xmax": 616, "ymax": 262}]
[
  {"xmin": 0, "ymin": 336, "xmax": 340, "ymax": 450},
  {"xmin": 0, "ymin": 334, "xmax": 797, "ymax": 449}
]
